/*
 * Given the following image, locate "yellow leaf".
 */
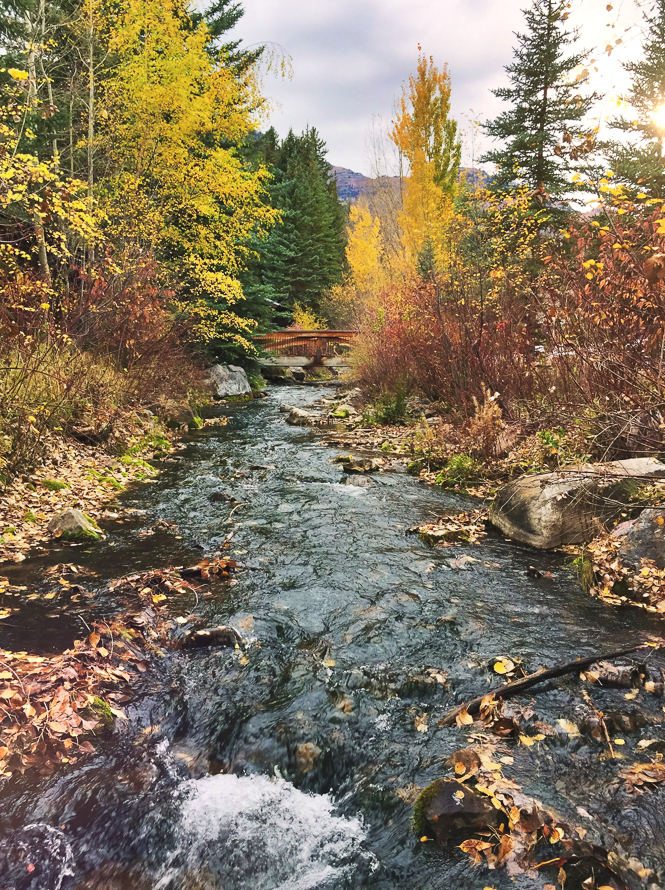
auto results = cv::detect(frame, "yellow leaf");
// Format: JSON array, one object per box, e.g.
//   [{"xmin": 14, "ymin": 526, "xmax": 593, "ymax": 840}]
[
  {"xmin": 323, "ymin": 658, "xmax": 335, "ymax": 668},
  {"xmin": 614, "ymin": 738, "xmax": 625, "ymax": 745},
  {"xmin": 494, "ymin": 661, "xmax": 507, "ymax": 674},
  {"xmin": 7, "ymin": 68, "xmax": 29, "ymax": 81},
  {"xmin": 657, "ymin": 517, "xmax": 665, "ymax": 525},
  {"xmin": 454, "ymin": 790, "xmax": 465, "ymax": 800},
  {"xmin": 519, "ymin": 734, "xmax": 535, "ymax": 746},
  {"xmin": 152, "ymin": 594, "xmax": 166, "ymax": 603}
]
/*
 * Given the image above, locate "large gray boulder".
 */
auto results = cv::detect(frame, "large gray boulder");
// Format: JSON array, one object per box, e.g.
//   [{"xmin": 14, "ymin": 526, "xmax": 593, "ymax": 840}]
[
  {"xmin": 619, "ymin": 509, "xmax": 665, "ymax": 571},
  {"xmin": 209, "ymin": 364, "xmax": 252, "ymax": 398},
  {"xmin": 490, "ymin": 458, "xmax": 665, "ymax": 550}
]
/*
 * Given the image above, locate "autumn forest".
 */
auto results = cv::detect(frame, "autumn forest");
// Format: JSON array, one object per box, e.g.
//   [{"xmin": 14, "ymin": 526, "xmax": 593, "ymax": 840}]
[{"xmin": 5, "ymin": 0, "xmax": 665, "ymax": 887}]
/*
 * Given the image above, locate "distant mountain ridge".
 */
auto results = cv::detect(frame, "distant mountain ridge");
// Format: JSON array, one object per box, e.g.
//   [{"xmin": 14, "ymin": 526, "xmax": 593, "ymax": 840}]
[{"xmin": 331, "ymin": 165, "xmax": 488, "ymax": 203}]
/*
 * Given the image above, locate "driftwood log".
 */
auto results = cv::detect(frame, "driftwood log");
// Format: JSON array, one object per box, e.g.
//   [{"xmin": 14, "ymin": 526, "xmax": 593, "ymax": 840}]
[{"xmin": 438, "ymin": 644, "xmax": 650, "ymax": 727}]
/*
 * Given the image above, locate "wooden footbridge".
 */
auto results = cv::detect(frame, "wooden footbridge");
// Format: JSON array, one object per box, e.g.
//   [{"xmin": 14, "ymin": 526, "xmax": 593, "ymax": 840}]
[{"xmin": 254, "ymin": 330, "xmax": 356, "ymax": 366}]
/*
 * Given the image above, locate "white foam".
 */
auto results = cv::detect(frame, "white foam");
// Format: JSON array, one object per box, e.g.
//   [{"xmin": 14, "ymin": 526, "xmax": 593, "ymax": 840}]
[{"xmin": 157, "ymin": 773, "xmax": 373, "ymax": 890}]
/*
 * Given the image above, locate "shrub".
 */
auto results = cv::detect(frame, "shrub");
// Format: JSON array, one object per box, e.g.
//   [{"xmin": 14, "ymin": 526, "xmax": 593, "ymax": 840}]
[{"xmin": 435, "ymin": 453, "xmax": 482, "ymax": 488}]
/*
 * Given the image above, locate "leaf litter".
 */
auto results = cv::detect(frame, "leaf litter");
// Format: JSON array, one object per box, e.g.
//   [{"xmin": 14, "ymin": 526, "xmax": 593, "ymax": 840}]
[{"xmin": 0, "ymin": 558, "xmax": 238, "ymax": 781}]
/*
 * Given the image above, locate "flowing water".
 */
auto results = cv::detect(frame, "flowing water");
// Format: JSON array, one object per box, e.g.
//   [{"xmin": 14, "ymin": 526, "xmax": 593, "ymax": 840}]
[{"xmin": 1, "ymin": 386, "xmax": 664, "ymax": 890}]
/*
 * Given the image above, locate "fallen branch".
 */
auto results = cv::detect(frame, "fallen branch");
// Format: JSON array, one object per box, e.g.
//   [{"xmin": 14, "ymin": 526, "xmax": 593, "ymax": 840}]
[{"xmin": 438, "ymin": 644, "xmax": 650, "ymax": 727}]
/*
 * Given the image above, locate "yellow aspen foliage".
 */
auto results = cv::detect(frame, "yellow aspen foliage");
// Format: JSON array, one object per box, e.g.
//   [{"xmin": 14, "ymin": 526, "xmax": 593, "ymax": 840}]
[
  {"xmin": 98, "ymin": 0, "xmax": 277, "ymax": 347},
  {"xmin": 389, "ymin": 50, "xmax": 461, "ymax": 271},
  {"xmin": 346, "ymin": 205, "xmax": 386, "ymax": 296}
]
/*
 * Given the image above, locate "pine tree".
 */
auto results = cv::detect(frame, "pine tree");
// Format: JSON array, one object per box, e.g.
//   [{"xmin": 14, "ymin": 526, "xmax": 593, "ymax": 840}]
[
  {"xmin": 190, "ymin": 0, "xmax": 263, "ymax": 72},
  {"xmin": 482, "ymin": 0, "xmax": 596, "ymax": 198},
  {"xmin": 243, "ymin": 127, "xmax": 347, "ymax": 320},
  {"xmin": 604, "ymin": 0, "xmax": 665, "ymax": 197}
]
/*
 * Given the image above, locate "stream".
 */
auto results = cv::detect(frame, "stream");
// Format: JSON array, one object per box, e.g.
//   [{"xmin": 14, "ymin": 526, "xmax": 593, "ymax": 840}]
[{"xmin": 1, "ymin": 385, "xmax": 664, "ymax": 890}]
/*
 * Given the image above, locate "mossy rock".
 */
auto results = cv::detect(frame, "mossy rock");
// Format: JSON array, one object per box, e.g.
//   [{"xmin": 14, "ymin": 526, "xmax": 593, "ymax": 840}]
[
  {"xmin": 413, "ymin": 778, "xmax": 499, "ymax": 843},
  {"xmin": 48, "ymin": 508, "xmax": 103, "ymax": 542},
  {"xmin": 41, "ymin": 479, "xmax": 70, "ymax": 492},
  {"xmin": 24, "ymin": 511, "xmax": 38, "ymax": 523},
  {"xmin": 86, "ymin": 696, "xmax": 115, "ymax": 733}
]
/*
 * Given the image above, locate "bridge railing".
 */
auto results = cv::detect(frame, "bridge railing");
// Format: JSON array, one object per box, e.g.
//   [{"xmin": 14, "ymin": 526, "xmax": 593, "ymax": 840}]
[{"xmin": 254, "ymin": 330, "xmax": 356, "ymax": 357}]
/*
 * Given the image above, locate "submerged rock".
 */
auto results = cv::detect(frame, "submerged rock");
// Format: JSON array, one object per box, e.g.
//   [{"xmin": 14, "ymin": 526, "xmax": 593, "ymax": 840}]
[
  {"xmin": 490, "ymin": 458, "xmax": 665, "ymax": 549},
  {"xmin": 209, "ymin": 364, "xmax": 252, "ymax": 398},
  {"xmin": 48, "ymin": 508, "xmax": 102, "ymax": 542},
  {"xmin": 619, "ymin": 508, "xmax": 665, "ymax": 571}
]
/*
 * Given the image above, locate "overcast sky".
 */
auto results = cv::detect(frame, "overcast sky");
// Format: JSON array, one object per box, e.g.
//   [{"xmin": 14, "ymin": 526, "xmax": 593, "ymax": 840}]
[{"xmin": 227, "ymin": 0, "xmax": 648, "ymax": 176}]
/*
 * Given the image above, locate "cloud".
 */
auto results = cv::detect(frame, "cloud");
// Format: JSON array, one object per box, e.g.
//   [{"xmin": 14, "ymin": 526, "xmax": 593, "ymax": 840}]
[{"xmin": 228, "ymin": 0, "xmax": 645, "ymax": 175}]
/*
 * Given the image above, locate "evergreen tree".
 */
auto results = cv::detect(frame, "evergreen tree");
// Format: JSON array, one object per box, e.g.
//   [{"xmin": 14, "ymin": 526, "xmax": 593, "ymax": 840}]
[
  {"xmin": 190, "ymin": 0, "xmax": 263, "ymax": 71},
  {"xmin": 482, "ymin": 0, "xmax": 596, "ymax": 198},
  {"xmin": 604, "ymin": 0, "xmax": 665, "ymax": 197},
  {"xmin": 243, "ymin": 127, "xmax": 347, "ymax": 322}
]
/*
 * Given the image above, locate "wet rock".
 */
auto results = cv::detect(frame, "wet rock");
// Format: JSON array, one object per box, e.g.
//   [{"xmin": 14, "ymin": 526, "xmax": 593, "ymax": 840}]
[
  {"xmin": 286, "ymin": 407, "xmax": 314, "ymax": 426},
  {"xmin": 291, "ymin": 368, "xmax": 306, "ymax": 383},
  {"xmin": 413, "ymin": 778, "xmax": 501, "ymax": 843},
  {"xmin": 182, "ymin": 625, "xmax": 241, "ymax": 649},
  {"xmin": 619, "ymin": 508, "xmax": 665, "ymax": 571},
  {"xmin": 340, "ymin": 457, "xmax": 382, "ymax": 474},
  {"xmin": 585, "ymin": 660, "xmax": 641, "ymax": 688},
  {"xmin": 209, "ymin": 364, "xmax": 252, "ymax": 398},
  {"xmin": 48, "ymin": 508, "xmax": 102, "ymax": 542},
  {"xmin": 490, "ymin": 458, "xmax": 665, "ymax": 549},
  {"xmin": 209, "ymin": 490, "xmax": 236, "ymax": 504},
  {"xmin": 295, "ymin": 742, "xmax": 322, "ymax": 773},
  {"xmin": 340, "ymin": 474, "xmax": 372, "ymax": 487}
]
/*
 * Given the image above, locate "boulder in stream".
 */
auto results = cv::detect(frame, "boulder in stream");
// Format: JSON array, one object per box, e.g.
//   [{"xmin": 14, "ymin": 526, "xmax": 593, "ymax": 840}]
[
  {"xmin": 48, "ymin": 508, "xmax": 103, "ymax": 542},
  {"xmin": 182, "ymin": 625, "xmax": 241, "ymax": 649},
  {"xmin": 413, "ymin": 778, "xmax": 501, "ymax": 844},
  {"xmin": 286, "ymin": 407, "xmax": 315, "ymax": 426},
  {"xmin": 490, "ymin": 458, "xmax": 665, "ymax": 549},
  {"xmin": 209, "ymin": 364, "xmax": 252, "ymax": 398},
  {"xmin": 619, "ymin": 508, "xmax": 665, "ymax": 571}
]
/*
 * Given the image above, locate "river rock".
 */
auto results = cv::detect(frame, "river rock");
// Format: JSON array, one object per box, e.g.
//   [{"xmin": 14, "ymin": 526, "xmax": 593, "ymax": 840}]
[
  {"xmin": 490, "ymin": 458, "xmax": 665, "ymax": 550},
  {"xmin": 48, "ymin": 508, "xmax": 102, "ymax": 542},
  {"xmin": 331, "ymin": 404, "xmax": 358, "ymax": 418},
  {"xmin": 414, "ymin": 778, "xmax": 500, "ymax": 844},
  {"xmin": 209, "ymin": 364, "xmax": 252, "ymax": 398},
  {"xmin": 286, "ymin": 407, "xmax": 314, "ymax": 426},
  {"xmin": 291, "ymin": 368, "xmax": 306, "ymax": 382},
  {"xmin": 341, "ymin": 457, "xmax": 382, "ymax": 474},
  {"xmin": 619, "ymin": 508, "xmax": 665, "ymax": 571},
  {"xmin": 182, "ymin": 625, "xmax": 241, "ymax": 649},
  {"xmin": 154, "ymin": 398, "xmax": 195, "ymax": 427},
  {"xmin": 209, "ymin": 490, "xmax": 237, "ymax": 504},
  {"xmin": 340, "ymin": 474, "xmax": 372, "ymax": 487}
]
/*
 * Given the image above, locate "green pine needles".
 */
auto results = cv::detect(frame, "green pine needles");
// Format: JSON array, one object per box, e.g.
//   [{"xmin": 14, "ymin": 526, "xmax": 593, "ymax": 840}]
[{"xmin": 482, "ymin": 0, "xmax": 597, "ymax": 199}]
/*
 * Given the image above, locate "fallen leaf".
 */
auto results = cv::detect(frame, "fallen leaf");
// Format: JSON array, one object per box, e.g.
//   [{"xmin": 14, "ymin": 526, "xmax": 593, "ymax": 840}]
[{"xmin": 456, "ymin": 706, "xmax": 473, "ymax": 726}]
